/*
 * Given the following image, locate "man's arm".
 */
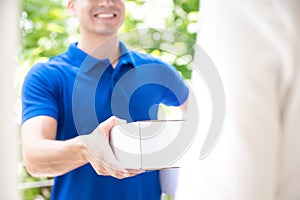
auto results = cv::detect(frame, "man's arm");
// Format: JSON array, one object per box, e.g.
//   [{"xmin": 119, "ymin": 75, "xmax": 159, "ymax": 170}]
[
  {"xmin": 21, "ymin": 116, "xmax": 87, "ymax": 177},
  {"xmin": 22, "ymin": 116, "xmax": 140, "ymax": 179}
]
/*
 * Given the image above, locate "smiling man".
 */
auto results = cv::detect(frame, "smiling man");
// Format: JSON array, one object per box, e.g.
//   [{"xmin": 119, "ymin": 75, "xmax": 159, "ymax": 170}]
[{"xmin": 21, "ymin": 0, "xmax": 189, "ymax": 200}]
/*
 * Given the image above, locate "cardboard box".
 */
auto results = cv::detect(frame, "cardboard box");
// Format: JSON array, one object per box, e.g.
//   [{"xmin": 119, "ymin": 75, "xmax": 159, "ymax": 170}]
[{"xmin": 110, "ymin": 120, "xmax": 186, "ymax": 170}]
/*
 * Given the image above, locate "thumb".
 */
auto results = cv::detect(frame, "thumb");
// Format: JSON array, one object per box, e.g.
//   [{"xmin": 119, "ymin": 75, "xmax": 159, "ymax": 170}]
[{"xmin": 99, "ymin": 116, "xmax": 127, "ymax": 139}]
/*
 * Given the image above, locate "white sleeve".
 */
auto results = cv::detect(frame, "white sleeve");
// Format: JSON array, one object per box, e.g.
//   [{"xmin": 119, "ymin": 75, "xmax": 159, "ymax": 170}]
[{"xmin": 159, "ymin": 169, "xmax": 179, "ymax": 197}]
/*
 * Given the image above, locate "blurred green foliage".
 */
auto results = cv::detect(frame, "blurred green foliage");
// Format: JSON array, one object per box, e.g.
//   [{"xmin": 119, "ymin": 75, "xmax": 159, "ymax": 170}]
[{"xmin": 18, "ymin": 0, "xmax": 199, "ymax": 199}]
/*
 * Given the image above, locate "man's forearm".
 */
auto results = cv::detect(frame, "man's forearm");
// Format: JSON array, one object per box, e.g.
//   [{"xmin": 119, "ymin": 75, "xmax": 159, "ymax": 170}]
[
  {"xmin": 23, "ymin": 136, "xmax": 88, "ymax": 177},
  {"xmin": 21, "ymin": 116, "xmax": 138, "ymax": 179}
]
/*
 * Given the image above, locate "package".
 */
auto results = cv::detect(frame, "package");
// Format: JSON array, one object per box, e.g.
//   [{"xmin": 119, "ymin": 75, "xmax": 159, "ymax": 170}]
[{"xmin": 110, "ymin": 120, "xmax": 187, "ymax": 170}]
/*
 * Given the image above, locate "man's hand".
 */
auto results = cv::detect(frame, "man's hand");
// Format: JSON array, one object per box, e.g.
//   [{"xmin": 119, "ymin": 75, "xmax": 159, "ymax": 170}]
[{"xmin": 80, "ymin": 116, "xmax": 143, "ymax": 179}]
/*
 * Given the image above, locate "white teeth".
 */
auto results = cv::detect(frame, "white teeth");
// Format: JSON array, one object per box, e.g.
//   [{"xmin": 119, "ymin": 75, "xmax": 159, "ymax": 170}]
[{"xmin": 96, "ymin": 13, "xmax": 115, "ymax": 18}]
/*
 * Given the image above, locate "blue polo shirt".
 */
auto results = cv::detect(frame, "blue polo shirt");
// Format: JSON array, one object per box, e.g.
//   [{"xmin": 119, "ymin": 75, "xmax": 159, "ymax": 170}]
[{"xmin": 22, "ymin": 42, "xmax": 189, "ymax": 200}]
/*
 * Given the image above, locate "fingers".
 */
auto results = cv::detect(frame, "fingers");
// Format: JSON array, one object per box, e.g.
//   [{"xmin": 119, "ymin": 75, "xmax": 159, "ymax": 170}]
[
  {"xmin": 127, "ymin": 169, "xmax": 145, "ymax": 174},
  {"xmin": 82, "ymin": 132, "xmax": 140, "ymax": 179},
  {"xmin": 98, "ymin": 158, "xmax": 141, "ymax": 179},
  {"xmin": 98, "ymin": 116, "xmax": 127, "ymax": 139},
  {"xmin": 94, "ymin": 163, "xmax": 144, "ymax": 179},
  {"xmin": 111, "ymin": 116, "xmax": 127, "ymax": 125},
  {"xmin": 93, "ymin": 158, "xmax": 144, "ymax": 179},
  {"xmin": 121, "ymin": 169, "xmax": 145, "ymax": 178},
  {"xmin": 83, "ymin": 116, "xmax": 134, "ymax": 179},
  {"xmin": 108, "ymin": 168, "xmax": 144, "ymax": 179}
]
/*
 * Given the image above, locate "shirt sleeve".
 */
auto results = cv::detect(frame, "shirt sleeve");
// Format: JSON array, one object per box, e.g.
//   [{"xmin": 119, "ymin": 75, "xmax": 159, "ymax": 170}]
[
  {"xmin": 160, "ymin": 64, "xmax": 189, "ymax": 106},
  {"xmin": 22, "ymin": 63, "xmax": 59, "ymax": 124}
]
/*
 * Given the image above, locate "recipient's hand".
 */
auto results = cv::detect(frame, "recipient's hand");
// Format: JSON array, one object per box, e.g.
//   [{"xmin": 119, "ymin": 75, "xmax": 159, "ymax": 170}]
[{"xmin": 80, "ymin": 116, "xmax": 143, "ymax": 179}]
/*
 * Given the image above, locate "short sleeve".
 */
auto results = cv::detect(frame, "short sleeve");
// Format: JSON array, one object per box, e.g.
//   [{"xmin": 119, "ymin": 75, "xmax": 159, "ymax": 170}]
[
  {"xmin": 22, "ymin": 63, "xmax": 59, "ymax": 124},
  {"xmin": 161, "ymin": 65, "xmax": 189, "ymax": 106}
]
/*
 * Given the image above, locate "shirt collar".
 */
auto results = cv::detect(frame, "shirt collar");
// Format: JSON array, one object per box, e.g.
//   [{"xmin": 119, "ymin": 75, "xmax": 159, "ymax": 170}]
[
  {"xmin": 118, "ymin": 41, "xmax": 137, "ymax": 68},
  {"xmin": 67, "ymin": 41, "xmax": 137, "ymax": 69}
]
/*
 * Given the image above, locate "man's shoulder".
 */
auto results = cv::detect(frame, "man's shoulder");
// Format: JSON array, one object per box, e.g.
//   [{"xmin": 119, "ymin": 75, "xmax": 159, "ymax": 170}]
[
  {"xmin": 129, "ymin": 50, "xmax": 179, "ymax": 76},
  {"xmin": 24, "ymin": 55, "xmax": 71, "ymax": 88},
  {"xmin": 29, "ymin": 52, "xmax": 70, "ymax": 75}
]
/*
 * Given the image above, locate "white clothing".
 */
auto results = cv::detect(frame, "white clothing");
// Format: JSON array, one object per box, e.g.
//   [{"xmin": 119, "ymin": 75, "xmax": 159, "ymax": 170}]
[{"xmin": 176, "ymin": 0, "xmax": 300, "ymax": 199}]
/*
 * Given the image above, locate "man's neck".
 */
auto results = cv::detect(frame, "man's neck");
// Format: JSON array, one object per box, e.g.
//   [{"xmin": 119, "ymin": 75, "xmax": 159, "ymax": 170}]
[{"xmin": 77, "ymin": 33, "xmax": 121, "ymax": 68}]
